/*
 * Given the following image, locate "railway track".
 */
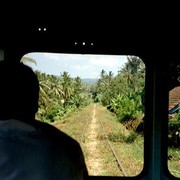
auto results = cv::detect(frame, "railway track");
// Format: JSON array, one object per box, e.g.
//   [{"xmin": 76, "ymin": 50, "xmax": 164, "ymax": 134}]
[
  {"xmin": 54, "ymin": 103, "xmax": 143, "ymax": 176},
  {"xmin": 80, "ymin": 104, "xmax": 127, "ymax": 176}
]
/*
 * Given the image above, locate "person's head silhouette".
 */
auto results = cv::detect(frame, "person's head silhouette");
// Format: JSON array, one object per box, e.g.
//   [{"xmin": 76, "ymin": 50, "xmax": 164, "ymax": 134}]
[{"xmin": 0, "ymin": 62, "xmax": 39, "ymax": 120}]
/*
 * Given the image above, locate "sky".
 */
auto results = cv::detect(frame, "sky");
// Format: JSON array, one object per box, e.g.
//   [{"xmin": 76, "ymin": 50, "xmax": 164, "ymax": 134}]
[{"xmin": 23, "ymin": 52, "xmax": 128, "ymax": 79}]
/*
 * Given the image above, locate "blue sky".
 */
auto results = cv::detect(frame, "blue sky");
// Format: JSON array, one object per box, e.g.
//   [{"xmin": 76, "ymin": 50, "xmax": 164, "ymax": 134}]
[{"xmin": 23, "ymin": 52, "xmax": 128, "ymax": 79}]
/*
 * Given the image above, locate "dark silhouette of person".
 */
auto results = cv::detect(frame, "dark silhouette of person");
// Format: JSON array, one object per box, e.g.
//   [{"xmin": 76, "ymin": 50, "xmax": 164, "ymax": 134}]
[{"xmin": 0, "ymin": 61, "xmax": 88, "ymax": 180}]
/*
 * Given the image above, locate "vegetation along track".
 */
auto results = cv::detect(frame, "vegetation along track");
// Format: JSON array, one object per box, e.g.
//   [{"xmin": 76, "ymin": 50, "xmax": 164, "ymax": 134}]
[{"xmin": 53, "ymin": 103, "xmax": 144, "ymax": 176}]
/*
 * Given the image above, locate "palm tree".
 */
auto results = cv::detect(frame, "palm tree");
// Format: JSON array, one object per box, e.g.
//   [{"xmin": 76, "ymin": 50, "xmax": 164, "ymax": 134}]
[
  {"xmin": 119, "ymin": 56, "xmax": 145, "ymax": 92},
  {"xmin": 74, "ymin": 76, "xmax": 83, "ymax": 94},
  {"xmin": 48, "ymin": 75, "xmax": 63, "ymax": 100},
  {"xmin": 35, "ymin": 70, "xmax": 52, "ymax": 107},
  {"xmin": 100, "ymin": 69, "xmax": 106, "ymax": 79},
  {"xmin": 20, "ymin": 56, "xmax": 37, "ymax": 65},
  {"xmin": 60, "ymin": 71, "xmax": 74, "ymax": 107}
]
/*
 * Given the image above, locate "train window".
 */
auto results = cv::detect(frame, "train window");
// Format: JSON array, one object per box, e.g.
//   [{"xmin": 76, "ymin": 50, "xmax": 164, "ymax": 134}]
[
  {"xmin": 168, "ymin": 62, "xmax": 180, "ymax": 178},
  {"xmin": 21, "ymin": 52, "xmax": 145, "ymax": 177}
]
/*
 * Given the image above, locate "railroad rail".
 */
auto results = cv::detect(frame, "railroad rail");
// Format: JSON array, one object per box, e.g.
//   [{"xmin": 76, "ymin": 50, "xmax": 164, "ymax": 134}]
[
  {"xmin": 80, "ymin": 104, "xmax": 127, "ymax": 176},
  {"xmin": 99, "ymin": 116, "xmax": 127, "ymax": 177}
]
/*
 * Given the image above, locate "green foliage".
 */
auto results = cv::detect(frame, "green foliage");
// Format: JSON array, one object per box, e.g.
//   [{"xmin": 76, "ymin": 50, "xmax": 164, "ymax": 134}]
[
  {"xmin": 94, "ymin": 56, "xmax": 145, "ymax": 124},
  {"xmin": 41, "ymin": 104, "xmax": 64, "ymax": 122},
  {"xmin": 125, "ymin": 132, "xmax": 139, "ymax": 143},
  {"xmin": 110, "ymin": 94, "xmax": 143, "ymax": 123},
  {"xmin": 108, "ymin": 131, "xmax": 139, "ymax": 143},
  {"xmin": 168, "ymin": 147, "xmax": 180, "ymax": 178},
  {"xmin": 169, "ymin": 112, "xmax": 180, "ymax": 131},
  {"xmin": 34, "ymin": 70, "xmax": 92, "ymax": 123},
  {"xmin": 168, "ymin": 112, "xmax": 180, "ymax": 147},
  {"xmin": 168, "ymin": 147, "xmax": 180, "ymax": 161},
  {"xmin": 108, "ymin": 131, "xmax": 126, "ymax": 142}
]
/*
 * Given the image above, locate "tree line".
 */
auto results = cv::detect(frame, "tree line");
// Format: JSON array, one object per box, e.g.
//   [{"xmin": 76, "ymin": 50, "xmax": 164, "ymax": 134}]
[
  {"xmin": 91, "ymin": 56, "xmax": 145, "ymax": 130},
  {"xmin": 34, "ymin": 71, "xmax": 92, "ymax": 122},
  {"xmin": 22, "ymin": 55, "xmax": 145, "ymax": 126}
]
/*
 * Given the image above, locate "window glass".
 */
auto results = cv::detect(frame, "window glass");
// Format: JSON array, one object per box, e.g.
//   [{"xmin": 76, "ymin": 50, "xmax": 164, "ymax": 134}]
[{"xmin": 21, "ymin": 53, "xmax": 145, "ymax": 177}]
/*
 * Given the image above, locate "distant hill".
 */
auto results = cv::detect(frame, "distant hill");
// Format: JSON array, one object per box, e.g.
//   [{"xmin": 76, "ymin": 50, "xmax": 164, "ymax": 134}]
[{"xmin": 82, "ymin": 78, "xmax": 98, "ymax": 85}]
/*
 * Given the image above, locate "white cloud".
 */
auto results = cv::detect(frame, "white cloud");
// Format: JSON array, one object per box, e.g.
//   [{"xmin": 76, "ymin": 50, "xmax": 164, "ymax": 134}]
[{"xmin": 89, "ymin": 56, "xmax": 122, "ymax": 68}]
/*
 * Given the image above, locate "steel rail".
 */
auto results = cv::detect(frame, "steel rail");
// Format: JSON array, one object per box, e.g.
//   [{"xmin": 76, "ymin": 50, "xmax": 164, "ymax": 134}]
[
  {"xmin": 99, "ymin": 118, "xmax": 127, "ymax": 177},
  {"xmin": 80, "ymin": 104, "xmax": 127, "ymax": 176}
]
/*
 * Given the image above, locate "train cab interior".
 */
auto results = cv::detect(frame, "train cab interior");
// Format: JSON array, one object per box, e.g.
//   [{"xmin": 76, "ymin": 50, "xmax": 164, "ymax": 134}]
[{"xmin": 1, "ymin": 7, "xmax": 180, "ymax": 180}]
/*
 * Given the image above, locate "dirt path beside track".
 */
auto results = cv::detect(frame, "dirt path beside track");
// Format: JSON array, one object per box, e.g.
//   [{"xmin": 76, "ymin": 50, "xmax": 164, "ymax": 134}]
[{"xmin": 85, "ymin": 104, "xmax": 103, "ymax": 175}]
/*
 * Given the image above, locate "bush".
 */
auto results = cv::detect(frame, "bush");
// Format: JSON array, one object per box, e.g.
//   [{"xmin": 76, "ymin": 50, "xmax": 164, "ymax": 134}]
[
  {"xmin": 169, "ymin": 112, "xmax": 180, "ymax": 130},
  {"xmin": 43, "ymin": 104, "xmax": 64, "ymax": 122},
  {"xmin": 108, "ymin": 132, "xmax": 126, "ymax": 142},
  {"xmin": 110, "ymin": 94, "xmax": 142, "ymax": 123},
  {"xmin": 108, "ymin": 131, "xmax": 139, "ymax": 143},
  {"xmin": 168, "ymin": 112, "xmax": 180, "ymax": 147},
  {"xmin": 125, "ymin": 132, "xmax": 138, "ymax": 143}
]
